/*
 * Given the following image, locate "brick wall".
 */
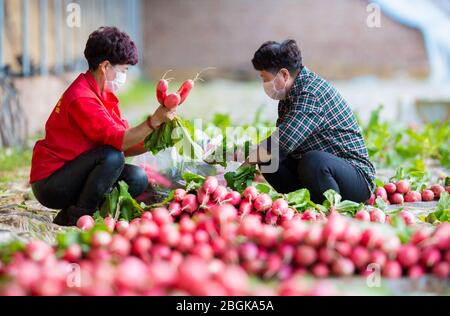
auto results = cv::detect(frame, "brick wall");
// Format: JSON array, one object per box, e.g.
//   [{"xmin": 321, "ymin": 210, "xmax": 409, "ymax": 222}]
[{"xmin": 142, "ymin": 0, "xmax": 429, "ymax": 80}]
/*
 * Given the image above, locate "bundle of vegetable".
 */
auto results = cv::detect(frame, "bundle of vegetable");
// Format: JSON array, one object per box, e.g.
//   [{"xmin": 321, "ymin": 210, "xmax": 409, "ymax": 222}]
[{"xmin": 144, "ymin": 69, "xmax": 213, "ymax": 160}]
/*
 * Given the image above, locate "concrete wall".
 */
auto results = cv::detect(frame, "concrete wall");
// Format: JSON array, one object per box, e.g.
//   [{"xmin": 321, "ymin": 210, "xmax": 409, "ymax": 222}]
[{"xmin": 142, "ymin": 0, "xmax": 429, "ymax": 80}]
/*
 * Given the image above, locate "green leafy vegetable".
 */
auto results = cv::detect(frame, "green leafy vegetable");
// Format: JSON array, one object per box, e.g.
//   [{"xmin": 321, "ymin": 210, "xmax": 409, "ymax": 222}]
[{"xmin": 224, "ymin": 165, "xmax": 257, "ymax": 193}]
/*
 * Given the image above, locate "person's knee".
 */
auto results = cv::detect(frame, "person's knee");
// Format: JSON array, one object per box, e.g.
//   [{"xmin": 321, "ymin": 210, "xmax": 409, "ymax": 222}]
[
  {"xmin": 102, "ymin": 146, "xmax": 125, "ymax": 168},
  {"xmin": 298, "ymin": 151, "xmax": 330, "ymax": 179}
]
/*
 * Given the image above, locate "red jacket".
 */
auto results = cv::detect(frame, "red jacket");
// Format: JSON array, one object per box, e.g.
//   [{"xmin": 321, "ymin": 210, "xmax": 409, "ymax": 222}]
[{"xmin": 30, "ymin": 71, "xmax": 128, "ymax": 183}]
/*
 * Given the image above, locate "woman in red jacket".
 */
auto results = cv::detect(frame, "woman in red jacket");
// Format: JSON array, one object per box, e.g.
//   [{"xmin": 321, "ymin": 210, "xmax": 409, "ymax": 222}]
[{"xmin": 30, "ymin": 27, "xmax": 174, "ymax": 226}]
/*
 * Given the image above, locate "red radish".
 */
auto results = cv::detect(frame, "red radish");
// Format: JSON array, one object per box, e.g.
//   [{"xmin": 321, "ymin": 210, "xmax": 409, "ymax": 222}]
[
  {"xmin": 323, "ymin": 212, "xmax": 347, "ymax": 240},
  {"xmin": 179, "ymin": 216, "xmax": 196, "ymax": 234},
  {"xmin": 212, "ymin": 185, "xmax": 228, "ymax": 203},
  {"xmin": 420, "ymin": 247, "xmax": 441, "ymax": 267},
  {"xmin": 15, "ymin": 262, "xmax": 41, "ymax": 288},
  {"xmin": 265, "ymin": 210, "xmax": 279, "ymax": 225},
  {"xmin": 212, "ymin": 204, "xmax": 237, "ymax": 223},
  {"xmin": 151, "ymin": 244, "xmax": 171, "ymax": 260},
  {"xmin": 304, "ymin": 224, "xmax": 323, "ymax": 247},
  {"xmin": 432, "ymin": 262, "xmax": 449, "ymax": 278},
  {"xmin": 395, "ymin": 180, "xmax": 410, "ymax": 194},
  {"xmin": 141, "ymin": 212, "xmax": 153, "ymax": 221},
  {"xmin": 91, "ymin": 231, "xmax": 112, "ymax": 248},
  {"xmin": 375, "ymin": 187, "xmax": 387, "ymax": 201},
  {"xmin": 224, "ymin": 191, "xmax": 241, "ymax": 206},
  {"xmin": 159, "ymin": 224, "xmax": 180, "ymax": 247},
  {"xmin": 369, "ymin": 208, "xmax": 386, "ymax": 223},
  {"xmin": 332, "ymin": 258, "xmax": 355, "ymax": 276},
  {"xmin": 294, "ymin": 245, "xmax": 317, "ymax": 267},
  {"xmin": 280, "ymin": 208, "xmax": 295, "ymax": 222},
  {"xmin": 342, "ymin": 224, "xmax": 362, "ymax": 246},
  {"xmin": 370, "ymin": 250, "xmax": 387, "ymax": 267},
  {"xmin": 360, "ymin": 228, "xmax": 382, "ymax": 249},
  {"xmin": 430, "ymin": 184, "xmax": 445, "ymax": 199},
  {"xmin": 446, "ymin": 186, "xmax": 450, "ymax": 194},
  {"xmin": 132, "ymin": 236, "xmax": 152, "ymax": 256},
  {"xmin": 408, "ymin": 265, "xmax": 425, "ymax": 279},
  {"xmin": 216, "ymin": 265, "xmax": 249, "ymax": 295},
  {"xmin": 399, "ymin": 210, "xmax": 416, "ymax": 225},
  {"xmin": 115, "ymin": 220, "xmax": 129, "ymax": 233},
  {"xmin": 253, "ymin": 194, "xmax": 272, "ymax": 212},
  {"xmin": 163, "ymin": 92, "xmax": 181, "ymax": 109},
  {"xmin": 433, "ymin": 223, "xmax": 450, "ymax": 250},
  {"xmin": 318, "ymin": 247, "xmax": 337, "ymax": 264},
  {"xmin": 25, "ymin": 240, "xmax": 53, "ymax": 262},
  {"xmin": 152, "ymin": 207, "xmax": 173, "ymax": 226},
  {"xmin": 411, "ymin": 229, "xmax": 429, "ymax": 245},
  {"xmin": 243, "ymin": 186, "xmax": 258, "ymax": 202},
  {"xmin": 139, "ymin": 220, "xmax": 159, "ymax": 239},
  {"xmin": 62, "ymin": 244, "xmax": 82, "ymax": 262},
  {"xmin": 277, "ymin": 244, "xmax": 295, "ymax": 262},
  {"xmin": 196, "ymin": 187, "xmax": 209, "ymax": 205},
  {"xmin": 367, "ymin": 194, "xmax": 375, "ymax": 206},
  {"xmin": 389, "ymin": 193, "xmax": 404, "ymax": 205},
  {"xmin": 109, "ymin": 235, "xmax": 131, "ymax": 257},
  {"xmin": 194, "ymin": 229, "xmax": 209, "ymax": 244},
  {"xmin": 177, "ymin": 79, "xmax": 194, "ymax": 106},
  {"xmin": 168, "ymin": 201, "xmax": 182, "ymax": 216},
  {"xmin": 192, "ymin": 243, "xmax": 214, "ymax": 261},
  {"xmin": 178, "ymin": 233, "xmax": 194, "ymax": 252},
  {"xmin": 380, "ymin": 236, "xmax": 401, "ymax": 255},
  {"xmin": 121, "ymin": 223, "xmax": 139, "ymax": 240},
  {"xmin": 173, "ymin": 189, "xmax": 187, "ymax": 202},
  {"xmin": 404, "ymin": 191, "xmax": 421, "ymax": 203},
  {"xmin": 311, "ymin": 263, "xmax": 329, "ymax": 278},
  {"xmin": 421, "ymin": 189, "xmax": 434, "ymax": 202},
  {"xmin": 131, "ymin": 218, "xmax": 141, "ymax": 226},
  {"xmin": 301, "ymin": 210, "xmax": 317, "ymax": 221},
  {"xmin": 384, "ymin": 183, "xmax": 397, "ymax": 195},
  {"xmin": 271, "ymin": 199, "xmax": 289, "ymax": 216},
  {"xmin": 383, "ymin": 261, "xmax": 402, "ymax": 278},
  {"xmin": 156, "ymin": 69, "xmax": 172, "ymax": 105},
  {"xmin": 203, "ymin": 177, "xmax": 219, "ymax": 194},
  {"xmin": 355, "ymin": 210, "xmax": 370, "ymax": 221},
  {"xmin": 76, "ymin": 215, "xmax": 95, "ymax": 231},
  {"xmin": 115, "ymin": 257, "xmax": 149, "ymax": 289},
  {"xmin": 282, "ymin": 221, "xmax": 308, "ymax": 244},
  {"xmin": 103, "ymin": 216, "xmax": 116, "ymax": 232},
  {"xmin": 350, "ymin": 247, "xmax": 370, "ymax": 269},
  {"xmin": 87, "ymin": 248, "xmax": 111, "ymax": 262},
  {"xmin": 259, "ymin": 225, "xmax": 280, "ymax": 248},
  {"xmin": 335, "ymin": 242, "xmax": 352, "ymax": 257},
  {"xmin": 397, "ymin": 245, "xmax": 420, "ymax": 268},
  {"xmin": 180, "ymin": 194, "xmax": 198, "ymax": 214},
  {"xmin": 239, "ymin": 214, "xmax": 263, "ymax": 238}
]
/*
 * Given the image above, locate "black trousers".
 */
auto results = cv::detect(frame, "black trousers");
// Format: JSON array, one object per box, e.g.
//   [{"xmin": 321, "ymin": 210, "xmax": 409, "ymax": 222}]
[
  {"xmin": 32, "ymin": 145, "xmax": 148, "ymax": 211},
  {"xmin": 260, "ymin": 150, "xmax": 371, "ymax": 204}
]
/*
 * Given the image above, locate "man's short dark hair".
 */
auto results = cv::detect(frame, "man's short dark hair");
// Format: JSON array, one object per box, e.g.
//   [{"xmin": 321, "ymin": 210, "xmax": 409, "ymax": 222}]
[
  {"xmin": 252, "ymin": 39, "xmax": 302, "ymax": 75},
  {"xmin": 84, "ymin": 26, "xmax": 138, "ymax": 70}
]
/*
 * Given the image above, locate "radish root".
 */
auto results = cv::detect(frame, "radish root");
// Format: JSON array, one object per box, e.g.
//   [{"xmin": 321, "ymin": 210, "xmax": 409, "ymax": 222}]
[
  {"xmin": 193, "ymin": 67, "xmax": 216, "ymax": 83},
  {"xmin": 161, "ymin": 69, "xmax": 173, "ymax": 80}
]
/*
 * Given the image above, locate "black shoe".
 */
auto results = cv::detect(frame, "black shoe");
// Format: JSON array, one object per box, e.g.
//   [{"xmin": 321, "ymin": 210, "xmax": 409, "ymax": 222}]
[{"xmin": 53, "ymin": 206, "xmax": 93, "ymax": 227}]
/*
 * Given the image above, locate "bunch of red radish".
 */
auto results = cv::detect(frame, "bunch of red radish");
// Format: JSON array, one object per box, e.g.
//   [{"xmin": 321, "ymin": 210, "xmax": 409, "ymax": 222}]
[
  {"xmin": 1, "ymin": 203, "xmax": 449, "ymax": 296},
  {"xmin": 368, "ymin": 181, "xmax": 449, "ymax": 206},
  {"xmin": 156, "ymin": 69, "xmax": 212, "ymax": 109},
  {"xmin": 165, "ymin": 176, "xmax": 326, "ymax": 226},
  {"xmin": 354, "ymin": 207, "xmax": 415, "ymax": 226}
]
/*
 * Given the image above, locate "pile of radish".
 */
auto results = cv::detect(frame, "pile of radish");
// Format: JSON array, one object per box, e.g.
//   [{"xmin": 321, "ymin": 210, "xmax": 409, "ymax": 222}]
[
  {"xmin": 1, "ymin": 199, "xmax": 449, "ymax": 295},
  {"xmin": 369, "ymin": 180, "xmax": 449, "ymax": 206}
]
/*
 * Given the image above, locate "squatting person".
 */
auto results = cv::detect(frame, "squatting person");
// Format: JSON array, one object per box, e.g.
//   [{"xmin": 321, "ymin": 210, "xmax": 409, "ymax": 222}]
[
  {"xmin": 30, "ymin": 27, "xmax": 175, "ymax": 226},
  {"xmin": 244, "ymin": 39, "xmax": 375, "ymax": 203}
]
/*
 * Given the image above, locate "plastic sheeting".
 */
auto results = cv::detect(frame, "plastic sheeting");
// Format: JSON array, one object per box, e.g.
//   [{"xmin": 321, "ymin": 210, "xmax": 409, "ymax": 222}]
[{"xmin": 371, "ymin": 0, "xmax": 450, "ymax": 82}]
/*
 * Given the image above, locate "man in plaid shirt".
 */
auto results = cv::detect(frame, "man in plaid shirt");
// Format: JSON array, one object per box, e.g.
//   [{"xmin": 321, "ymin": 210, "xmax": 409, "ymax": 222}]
[{"xmin": 245, "ymin": 39, "xmax": 375, "ymax": 203}]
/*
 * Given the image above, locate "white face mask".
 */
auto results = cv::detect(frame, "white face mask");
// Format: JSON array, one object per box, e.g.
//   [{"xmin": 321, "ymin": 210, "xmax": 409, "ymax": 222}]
[
  {"xmin": 104, "ymin": 67, "xmax": 127, "ymax": 93},
  {"xmin": 263, "ymin": 72, "xmax": 288, "ymax": 100}
]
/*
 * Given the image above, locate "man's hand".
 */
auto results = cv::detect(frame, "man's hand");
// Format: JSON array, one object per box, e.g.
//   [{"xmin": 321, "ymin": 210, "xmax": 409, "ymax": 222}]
[
  {"xmin": 244, "ymin": 146, "xmax": 271, "ymax": 166},
  {"xmin": 150, "ymin": 105, "xmax": 176, "ymax": 129}
]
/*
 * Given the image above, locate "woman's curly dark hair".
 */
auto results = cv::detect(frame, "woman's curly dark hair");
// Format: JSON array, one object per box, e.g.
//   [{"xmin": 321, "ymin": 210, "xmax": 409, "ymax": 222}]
[
  {"xmin": 252, "ymin": 39, "xmax": 302, "ymax": 75},
  {"xmin": 84, "ymin": 26, "xmax": 138, "ymax": 70}
]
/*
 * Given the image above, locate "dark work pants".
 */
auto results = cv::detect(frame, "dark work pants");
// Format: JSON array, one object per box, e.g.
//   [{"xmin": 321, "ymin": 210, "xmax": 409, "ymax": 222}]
[
  {"xmin": 260, "ymin": 150, "xmax": 371, "ymax": 204},
  {"xmin": 32, "ymin": 145, "xmax": 148, "ymax": 211}
]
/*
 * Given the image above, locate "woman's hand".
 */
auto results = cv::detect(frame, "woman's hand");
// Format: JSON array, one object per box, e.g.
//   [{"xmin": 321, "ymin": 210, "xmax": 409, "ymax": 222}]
[{"xmin": 150, "ymin": 105, "xmax": 176, "ymax": 129}]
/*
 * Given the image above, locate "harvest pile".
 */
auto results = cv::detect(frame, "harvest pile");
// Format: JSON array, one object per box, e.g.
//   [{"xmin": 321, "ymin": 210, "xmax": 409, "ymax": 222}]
[{"xmin": 1, "ymin": 173, "xmax": 449, "ymax": 296}]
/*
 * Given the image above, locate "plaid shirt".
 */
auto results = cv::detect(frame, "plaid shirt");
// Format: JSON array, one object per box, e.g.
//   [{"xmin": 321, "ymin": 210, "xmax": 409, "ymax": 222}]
[{"xmin": 271, "ymin": 67, "xmax": 376, "ymax": 191}]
